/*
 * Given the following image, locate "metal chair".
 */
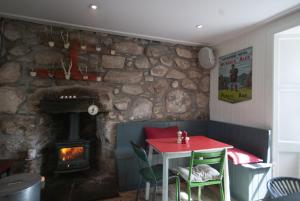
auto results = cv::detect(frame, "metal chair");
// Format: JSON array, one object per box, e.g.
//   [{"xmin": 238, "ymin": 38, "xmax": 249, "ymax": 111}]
[
  {"xmin": 267, "ymin": 177, "xmax": 300, "ymax": 198},
  {"xmin": 177, "ymin": 150, "xmax": 226, "ymax": 201},
  {"xmin": 130, "ymin": 141, "xmax": 180, "ymax": 201}
]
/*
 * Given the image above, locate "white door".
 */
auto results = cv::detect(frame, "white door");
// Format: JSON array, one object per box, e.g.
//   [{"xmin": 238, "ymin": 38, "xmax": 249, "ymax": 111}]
[{"xmin": 273, "ymin": 26, "xmax": 300, "ymax": 177}]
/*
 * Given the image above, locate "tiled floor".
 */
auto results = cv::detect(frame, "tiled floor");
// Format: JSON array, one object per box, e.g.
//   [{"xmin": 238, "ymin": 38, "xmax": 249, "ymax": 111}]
[{"xmin": 101, "ymin": 184, "xmax": 235, "ymax": 201}]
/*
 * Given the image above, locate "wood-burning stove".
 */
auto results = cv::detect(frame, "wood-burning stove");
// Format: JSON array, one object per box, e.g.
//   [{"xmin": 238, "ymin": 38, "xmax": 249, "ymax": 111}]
[
  {"xmin": 56, "ymin": 140, "xmax": 89, "ymax": 173},
  {"xmin": 55, "ymin": 113, "xmax": 90, "ymax": 173}
]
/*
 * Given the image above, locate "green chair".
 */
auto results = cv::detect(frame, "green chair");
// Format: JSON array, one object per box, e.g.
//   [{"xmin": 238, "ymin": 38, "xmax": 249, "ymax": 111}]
[
  {"xmin": 177, "ymin": 150, "xmax": 226, "ymax": 201},
  {"xmin": 130, "ymin": 141, "xmax": 180, "ymax": 201}
]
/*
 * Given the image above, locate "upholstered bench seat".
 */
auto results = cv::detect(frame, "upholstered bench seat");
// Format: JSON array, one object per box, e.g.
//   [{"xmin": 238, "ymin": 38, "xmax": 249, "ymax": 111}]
[{"xmin": 227, "ymin": 147, "xmax": 263, "ymax": 165}]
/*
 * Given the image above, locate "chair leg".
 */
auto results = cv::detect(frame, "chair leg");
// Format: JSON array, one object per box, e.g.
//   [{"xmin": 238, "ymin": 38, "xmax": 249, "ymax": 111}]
[
  {"xmin": 175, "ymin": 176, "xmax": 180, "ymax": 201},
  {"xmin": 198, "ymin": 186, "xmax": 202, "ymax": 201},
  {"xmin": 187, "ymin": 183, "xmax": 191, "ymax": 201},
  {"xmin": 135, "ymin": 177, "xmax": 142, "ymax": 201},
  {"xmin": 220, "ymin": 183, "xmax": 225, "ymax": 201},
  {"xmin": 152, "ymin": 183, "xmax": 157, "ymax": 201}
]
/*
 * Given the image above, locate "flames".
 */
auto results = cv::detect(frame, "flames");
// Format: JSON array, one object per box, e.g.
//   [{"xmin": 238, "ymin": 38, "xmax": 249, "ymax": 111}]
[{"xmin": 59, "ymin": 146, "xmax": 84, "ymax": 161}]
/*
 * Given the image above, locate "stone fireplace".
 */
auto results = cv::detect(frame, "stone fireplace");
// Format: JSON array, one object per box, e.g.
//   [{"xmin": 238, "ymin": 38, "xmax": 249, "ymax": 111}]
[{"xmin": 30, "ymin": 86, "xmax": 118, "ymax": 201}]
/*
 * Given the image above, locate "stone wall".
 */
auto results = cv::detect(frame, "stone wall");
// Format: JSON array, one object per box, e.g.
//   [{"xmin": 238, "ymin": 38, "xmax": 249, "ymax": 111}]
[{"xmin": 0, "ymin": 18, "xmax": 210, "ymax": 170}]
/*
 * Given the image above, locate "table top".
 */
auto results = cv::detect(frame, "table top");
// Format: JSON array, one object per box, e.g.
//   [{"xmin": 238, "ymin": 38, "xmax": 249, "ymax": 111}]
[
  {"xmin": 265, "ymin": 193, "xmax": 300, "ymax": 201},
  {"xmin": 146, "ymin": 135, "xmax": 232, "ymax": 153}
]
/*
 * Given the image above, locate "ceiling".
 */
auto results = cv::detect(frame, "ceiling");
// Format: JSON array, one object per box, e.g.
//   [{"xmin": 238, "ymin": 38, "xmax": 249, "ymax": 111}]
[{"xmin": 0, "ymin": 0, "xmax": 300, "ymax": 46}]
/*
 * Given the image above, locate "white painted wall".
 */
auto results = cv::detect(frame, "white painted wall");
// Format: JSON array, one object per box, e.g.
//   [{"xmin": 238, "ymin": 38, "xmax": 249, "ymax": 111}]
[
  {"xmin": 210, "ymin": 10, "xmax": 300, "ymax": 129},
  {"xmin": 210, "ymin": 10, "xmax": 300, "ymax": 176}
]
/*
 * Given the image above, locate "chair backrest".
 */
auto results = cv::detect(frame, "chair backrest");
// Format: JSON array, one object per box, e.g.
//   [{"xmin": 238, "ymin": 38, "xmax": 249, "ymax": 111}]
[
  {"xmin": 188, "ymin": 150, "xmax": 226, "ymax": 182},
  {"xmin": 130, "ymin": 141, "xmax": 157, "ymax": 181},
  {"xmin": 130, "ymin": 141, "xmax": 149, "ymax": 163},
  {"xmin": 267, "ymin": 177, "xmax": 300, "ymax": 198}
]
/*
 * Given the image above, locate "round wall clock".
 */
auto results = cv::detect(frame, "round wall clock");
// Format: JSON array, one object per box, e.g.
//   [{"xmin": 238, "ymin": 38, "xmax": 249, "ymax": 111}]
[{"xmin": 88, "ymin": 104, "xmax": 99, "ymax": 115}]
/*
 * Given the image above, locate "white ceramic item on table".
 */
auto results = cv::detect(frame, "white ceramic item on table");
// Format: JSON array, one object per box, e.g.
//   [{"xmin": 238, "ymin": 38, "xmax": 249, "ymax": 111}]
[{"xmin": 48, "ymin": 41, "xmax": 55, "ymax": 47}]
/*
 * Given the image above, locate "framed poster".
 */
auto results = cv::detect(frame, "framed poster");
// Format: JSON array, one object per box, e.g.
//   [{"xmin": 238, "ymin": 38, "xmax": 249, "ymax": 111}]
[{"xmin": 218, "ymin": 47, "xmax": 252, "ymax": 103}]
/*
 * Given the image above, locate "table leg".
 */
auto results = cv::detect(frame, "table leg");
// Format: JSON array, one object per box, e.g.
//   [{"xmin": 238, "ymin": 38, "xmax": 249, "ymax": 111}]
[
  {"xmin": 224, "ymin": 148, "xmax": 231, "ymax": 201},
  {"xmin": 145, "ymin": 146, "xmax": 153, "ymax": 200},
  {"xmin": 162, "ymin": 153, "xmax": 169, "ymax": 201}
]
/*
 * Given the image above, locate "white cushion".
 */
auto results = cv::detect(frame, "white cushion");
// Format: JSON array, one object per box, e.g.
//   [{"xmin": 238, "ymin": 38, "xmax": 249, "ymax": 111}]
[{"xmin": 177, "ymin": 164, "xmax": 220, "ymax": 182}]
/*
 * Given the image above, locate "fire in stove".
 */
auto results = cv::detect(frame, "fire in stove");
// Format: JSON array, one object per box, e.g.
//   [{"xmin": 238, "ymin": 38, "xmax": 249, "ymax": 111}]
[
  {"xmin": 56, "ymin": 141, "xmax": 90, "ymax": 173},
  {"xmin": 59, "ymin": 146, "xmax": 84, "ymax": 161}
]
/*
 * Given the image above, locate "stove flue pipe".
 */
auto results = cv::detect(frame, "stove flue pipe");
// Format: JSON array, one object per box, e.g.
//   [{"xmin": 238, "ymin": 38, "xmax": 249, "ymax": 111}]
[{"xmin": 69, "ymin": 113, "xmax": 80, "ymax": 141}]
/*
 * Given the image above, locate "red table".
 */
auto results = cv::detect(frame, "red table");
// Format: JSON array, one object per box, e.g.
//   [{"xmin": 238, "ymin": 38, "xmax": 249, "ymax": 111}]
[{"xmin": 146, "ymin": 136, "xmax": 233, "ymax": 201}]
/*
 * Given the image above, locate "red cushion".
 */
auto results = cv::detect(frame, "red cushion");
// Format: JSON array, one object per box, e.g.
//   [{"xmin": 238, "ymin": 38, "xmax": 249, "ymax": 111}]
[
  {"xmin": 227, "ymin": 148, "xmax": 263, "ymax": 165},
  {"xmin": 144, "ymin": 126, "xmax": 179, "ymax": 139}
]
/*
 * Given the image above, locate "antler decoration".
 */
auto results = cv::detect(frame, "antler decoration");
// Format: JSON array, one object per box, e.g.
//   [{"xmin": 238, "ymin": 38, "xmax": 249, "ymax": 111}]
[
  {"xmin": 78, "ymin": 63, "xmax": 89, "ymax": 80},
  {"xmin": 61, "ymin": 59, "xmax": 72, "ymax": 80},
  {"xmin": 61, "ymin": 31, "xmax": 70, "ymax": 49}
]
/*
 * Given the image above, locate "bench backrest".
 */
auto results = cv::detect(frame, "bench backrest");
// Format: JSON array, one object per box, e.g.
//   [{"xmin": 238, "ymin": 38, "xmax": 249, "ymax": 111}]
[
  {"xmin": 207, "ymin": 121, "xmax": 271, "ymax": 163},
  {"xmin": 116, "ymin": 120, "xmax": 208, "ymax": 150}
]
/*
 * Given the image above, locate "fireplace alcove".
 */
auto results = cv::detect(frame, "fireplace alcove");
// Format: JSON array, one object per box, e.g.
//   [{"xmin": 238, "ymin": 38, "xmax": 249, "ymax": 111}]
[
  {"xmin": 54, "ymin": 113, "xmax": 91, "ymax": 174},
  {"xmin": 32, "ymin": 86, "xmax": 118, "ymax": 201}
]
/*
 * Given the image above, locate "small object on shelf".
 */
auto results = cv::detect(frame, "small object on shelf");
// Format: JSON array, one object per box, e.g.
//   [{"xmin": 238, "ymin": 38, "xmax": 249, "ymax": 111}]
[
  {"xmin": 111, "ymin": 50, "xmax": 116, "ymax": 55},
  {"xmin": 64, "ymin": 43, "xmax": 70, "ymax": 49},
  {"xmin": 81, "ymin": 44, "xmax": 87, "ymax": 50},
  {"xmin": 177, "ymin": 130, "xmax": 182, "ymax": 144},
  {"xmin": 48, "ymin": 41, "xmax": 55, "ymax": 47},
  {"xmin": 96, "ymin": 76, "xmax": 102, "ymax": 82},
  {"xmin": 96, "ymin": 46, "xmax": 101, "ymax": 52},
  {"xmin": 83, "ymin": 75, "xmax": 89, "ymax": 80},
  {"xmin": 30, "ymin": 71, "xmax": 37, "ymax": 77}
]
